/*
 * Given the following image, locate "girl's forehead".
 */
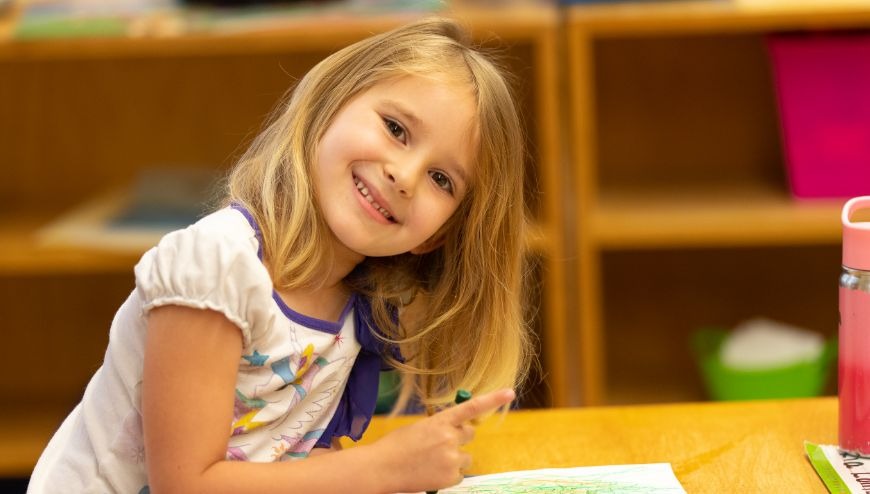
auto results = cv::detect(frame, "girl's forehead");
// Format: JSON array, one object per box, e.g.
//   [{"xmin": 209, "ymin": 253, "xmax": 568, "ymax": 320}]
[{"xmin": 360, "ymin": 73, "xmax": 479, "ymax": 119}]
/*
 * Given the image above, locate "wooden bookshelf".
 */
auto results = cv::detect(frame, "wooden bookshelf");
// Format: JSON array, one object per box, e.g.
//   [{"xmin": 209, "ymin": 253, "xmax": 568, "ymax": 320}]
[
  {"xmin": 0, "ymin": 1, "xmax": 567, "ymax": 477},
  {"xmin": 566, "ymin": 0, "xmax": 867, "ymax": 405},
  {"xmin": 593, "ymin": 185, "xmax": 844, "ymax": 249}
]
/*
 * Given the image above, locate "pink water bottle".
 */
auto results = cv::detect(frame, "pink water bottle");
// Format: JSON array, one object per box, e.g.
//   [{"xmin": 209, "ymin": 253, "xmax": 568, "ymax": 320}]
[{"xmin": 840, "ymin": 196, "xmax": 870, "ymax": 455}]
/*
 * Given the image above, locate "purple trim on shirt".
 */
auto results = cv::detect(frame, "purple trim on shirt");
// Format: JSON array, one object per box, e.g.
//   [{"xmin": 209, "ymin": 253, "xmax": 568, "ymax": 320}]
[
  {"xmin": 230, "ymin": 203, "xmax": 357, "ymax": 335},
  {"xmin": 230, "ymin": 203, "xmax": 264, "ymax": 261},
  {"xmin": 317, "ymin": 296, "xmax": 390, "ymax": 448},
  {"xmin": 228, "ymin": 203, "xmax": 403, "ymax": 448},
  {"xmin": 271, "ymin": 291, "xmax": 358, "ymax": 335}
]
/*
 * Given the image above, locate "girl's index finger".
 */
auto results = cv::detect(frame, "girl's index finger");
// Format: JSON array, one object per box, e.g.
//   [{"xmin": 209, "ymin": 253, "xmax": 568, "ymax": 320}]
[{"xmin": 443, "ymin": 388, "xmax": 515, "ymax": 426}]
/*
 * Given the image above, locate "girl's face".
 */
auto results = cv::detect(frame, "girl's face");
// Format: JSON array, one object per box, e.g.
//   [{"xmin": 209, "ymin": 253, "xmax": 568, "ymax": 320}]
[{"xmin": 314, "ymin": 74, "xmax": 477, "ymax": 261}]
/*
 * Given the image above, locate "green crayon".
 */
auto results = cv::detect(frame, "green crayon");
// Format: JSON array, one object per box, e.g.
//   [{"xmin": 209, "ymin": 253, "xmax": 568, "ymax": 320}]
[{"xmin": 454, "ymin": 389, "xmax": 472, "ymax": 404}]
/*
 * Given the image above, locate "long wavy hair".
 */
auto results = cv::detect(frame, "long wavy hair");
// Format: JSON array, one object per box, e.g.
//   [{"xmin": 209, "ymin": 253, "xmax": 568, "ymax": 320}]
[{"xmin": 226, "ymin": 17, "xmax": 533, "ymax": 410}]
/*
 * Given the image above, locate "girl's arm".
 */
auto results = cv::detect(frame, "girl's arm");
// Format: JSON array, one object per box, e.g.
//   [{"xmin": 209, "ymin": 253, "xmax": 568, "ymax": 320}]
[
  {"xmin": 308, "ymin": 437, "xmax": 342, "ymax": 457},
  {"xmin": 142, "ymin": 305, "xmax": 513, "ymax": 494}
]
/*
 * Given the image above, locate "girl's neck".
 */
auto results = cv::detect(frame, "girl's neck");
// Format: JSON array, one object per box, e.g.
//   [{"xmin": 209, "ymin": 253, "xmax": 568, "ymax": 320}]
[
  {"xmin": 275, "ymin": 282, "xmax": 352, "ymax": 323},
  {"xmin": 327, "ymin": 232, "xmax": 366, "ymax": 280},
  {"xmin": 271, "ymin": 236, "xmax": 364, "ymax": 323}
]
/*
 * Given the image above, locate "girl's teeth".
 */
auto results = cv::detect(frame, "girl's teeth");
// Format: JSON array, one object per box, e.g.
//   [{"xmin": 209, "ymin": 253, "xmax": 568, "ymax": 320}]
[{"xmin": 354, "ymin": 177, "xmax": 392, "ymax": 220}]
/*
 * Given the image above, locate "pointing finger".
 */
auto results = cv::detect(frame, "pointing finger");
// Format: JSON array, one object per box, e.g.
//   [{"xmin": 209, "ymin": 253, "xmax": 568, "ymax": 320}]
[{"xmin": 443, "ymin": 388, "xmax": 515, "ymax": 426}]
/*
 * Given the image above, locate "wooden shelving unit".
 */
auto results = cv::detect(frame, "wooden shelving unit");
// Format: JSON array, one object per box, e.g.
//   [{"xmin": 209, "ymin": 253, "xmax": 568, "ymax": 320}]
[
  {"xmin": 0, "ymin": 2, "xmax": 567, "ymax": 477},
  {"xmin": 566, "ymin": 0, "xmax": 870, "ymax": 406},
  {"xmin": 14, "ymin": 0, "xmax": 870, "ymax": 476},
  {"xmin": 0, "ymin": 213, "xmax": 138, "ymax": 275}
]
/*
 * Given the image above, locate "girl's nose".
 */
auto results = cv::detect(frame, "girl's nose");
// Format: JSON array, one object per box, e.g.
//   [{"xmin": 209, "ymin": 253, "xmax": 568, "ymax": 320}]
[{"xmin": 384, "ymin": 161, "xmax": 423, "ymax": 197}]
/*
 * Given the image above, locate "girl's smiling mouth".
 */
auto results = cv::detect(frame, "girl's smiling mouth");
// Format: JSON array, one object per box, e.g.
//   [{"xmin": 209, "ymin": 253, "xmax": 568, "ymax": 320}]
[{"xmin": 353, "ymin": 175, "xmax": 396, "ymax": 223}]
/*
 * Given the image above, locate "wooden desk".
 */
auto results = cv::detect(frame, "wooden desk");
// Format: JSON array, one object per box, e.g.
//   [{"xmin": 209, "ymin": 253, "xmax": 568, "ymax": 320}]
[{"xmin": 352, "ymin": 397, "xmax": 837, "ymax": 492}]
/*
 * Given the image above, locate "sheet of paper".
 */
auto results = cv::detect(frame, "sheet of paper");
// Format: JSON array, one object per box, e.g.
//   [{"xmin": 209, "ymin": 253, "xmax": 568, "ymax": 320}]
[
  {"xmin": 438, "ymin": 463, "xmax": 686, "ymax": 493},
  {"xmin": 733, "ymin": 0, "xmax": 870, "ymax": 9}
]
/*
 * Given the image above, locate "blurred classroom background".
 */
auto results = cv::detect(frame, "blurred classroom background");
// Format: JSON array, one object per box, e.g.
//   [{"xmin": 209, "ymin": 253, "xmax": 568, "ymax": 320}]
[{"xmin": 2, "ymin": 0, "xmax": 870, "ymax": 489}]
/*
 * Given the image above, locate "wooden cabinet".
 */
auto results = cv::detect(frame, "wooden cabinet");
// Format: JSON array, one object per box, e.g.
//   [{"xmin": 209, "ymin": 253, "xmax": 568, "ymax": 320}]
[
  {"xmin": 565, "ymin": 1, "xmax": 870, "ymax": 406},
  {"xmin": 0, "ymin": 4, "xmax": 566, "ymax": 476}
]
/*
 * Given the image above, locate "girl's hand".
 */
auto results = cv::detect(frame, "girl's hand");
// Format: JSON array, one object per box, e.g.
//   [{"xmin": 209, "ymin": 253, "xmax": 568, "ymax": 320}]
[{"xmin": 369, "ymin": 388, "xmax": 515, "ymax": 493}]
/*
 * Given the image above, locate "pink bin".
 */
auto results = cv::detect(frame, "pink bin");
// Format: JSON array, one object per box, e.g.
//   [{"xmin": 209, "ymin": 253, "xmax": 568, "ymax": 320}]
[{"xmin": 768, "ymin": 33, "xmax": 870, "ymax": 199}]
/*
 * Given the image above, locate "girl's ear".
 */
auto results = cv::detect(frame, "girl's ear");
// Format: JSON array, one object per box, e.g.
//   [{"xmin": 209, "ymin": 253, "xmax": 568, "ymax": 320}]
[{"xmin": 409, "ymin": 235, "xmax": 444, "ymax": 255}]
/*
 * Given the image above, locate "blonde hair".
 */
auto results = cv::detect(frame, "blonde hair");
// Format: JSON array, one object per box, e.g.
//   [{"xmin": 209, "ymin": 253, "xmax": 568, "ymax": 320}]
[{"xmin": 226, "ymin": 17, "xmax": 533, "ymax": 410}]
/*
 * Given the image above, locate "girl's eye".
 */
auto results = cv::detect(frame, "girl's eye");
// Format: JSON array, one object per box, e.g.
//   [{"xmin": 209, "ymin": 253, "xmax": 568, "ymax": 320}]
[
  {"xmin": 429, "ymin": 170, "xmax": 454, "ymax": 194},
  {"xmin": 383, "ymin": 118, "xmax": 406, "ymax": 143}
]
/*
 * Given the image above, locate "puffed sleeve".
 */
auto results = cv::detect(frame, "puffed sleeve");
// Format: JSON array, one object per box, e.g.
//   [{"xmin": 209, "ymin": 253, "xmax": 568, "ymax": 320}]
[{"xmin": 133, "ymin": 215, "xmax": 272, "ymax": 348}]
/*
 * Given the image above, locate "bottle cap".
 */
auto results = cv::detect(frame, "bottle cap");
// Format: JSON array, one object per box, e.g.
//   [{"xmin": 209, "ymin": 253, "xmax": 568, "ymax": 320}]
[{"xmin": 842, "ymin": 196, "xmax": 870, "ymax": 270}]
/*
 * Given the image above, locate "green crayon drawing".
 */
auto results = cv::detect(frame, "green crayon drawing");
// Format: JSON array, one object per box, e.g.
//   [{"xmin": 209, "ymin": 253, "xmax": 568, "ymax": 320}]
[{"xmin": 440, "ymin": 464, "xmax": 686, "ymax": 494}]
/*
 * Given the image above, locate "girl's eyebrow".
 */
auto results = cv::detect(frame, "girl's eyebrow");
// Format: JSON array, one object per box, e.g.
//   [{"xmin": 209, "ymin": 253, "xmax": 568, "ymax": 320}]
[{"xmin": 383, "ymin": 100, "xmax": 422, "ymax": 130}]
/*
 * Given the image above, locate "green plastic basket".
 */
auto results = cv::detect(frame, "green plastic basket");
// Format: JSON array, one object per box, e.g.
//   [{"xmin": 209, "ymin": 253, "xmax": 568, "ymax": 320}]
[{"xmin": 692, "ymin": 327, "xmax": 837, "ymax": 401}]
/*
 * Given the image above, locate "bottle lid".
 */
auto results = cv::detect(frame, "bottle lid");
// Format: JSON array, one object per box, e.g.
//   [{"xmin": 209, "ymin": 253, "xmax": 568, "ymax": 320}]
[{"xmin": 842, "ymin": 196, "xmax": 870, "ymax": 270}]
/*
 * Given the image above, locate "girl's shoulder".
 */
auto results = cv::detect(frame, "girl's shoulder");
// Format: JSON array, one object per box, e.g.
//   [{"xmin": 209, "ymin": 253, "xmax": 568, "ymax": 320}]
[
  {"xmin": 139, "ymin": 205, "xmax": 264, "ymax": 275},
  {"xmin": 191, "ymin": 206, "xmax": 260, "ymax": 246},
  {"xmin": 133, "ymin": 206, "xmax": 272, "ymax": 346},
  {"xmin": 148, "ymin": 205, "xmax": 262, "ymax": 262}
]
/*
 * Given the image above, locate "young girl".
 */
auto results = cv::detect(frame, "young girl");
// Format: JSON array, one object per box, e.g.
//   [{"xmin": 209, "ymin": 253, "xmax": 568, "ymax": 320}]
[{"xmin": 29, "ymin": 16, "xmax": 532, "ymax": 494}]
